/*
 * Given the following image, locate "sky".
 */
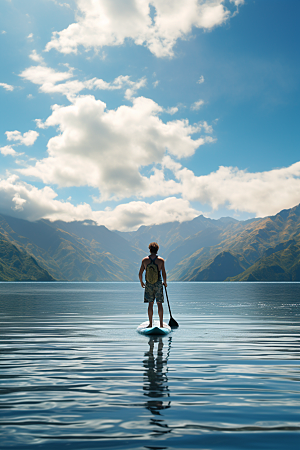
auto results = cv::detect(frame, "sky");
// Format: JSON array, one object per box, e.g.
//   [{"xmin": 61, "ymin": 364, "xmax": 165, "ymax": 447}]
[{"xmin": 0, "ymin": 0, "xmax": 299, "ymax": 231}]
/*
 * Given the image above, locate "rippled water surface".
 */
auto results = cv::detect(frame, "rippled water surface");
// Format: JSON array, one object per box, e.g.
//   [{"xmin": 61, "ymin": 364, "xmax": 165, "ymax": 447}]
[{"xmin": 1, "ymin": 282, "xmax": 300, "ymax": 449}]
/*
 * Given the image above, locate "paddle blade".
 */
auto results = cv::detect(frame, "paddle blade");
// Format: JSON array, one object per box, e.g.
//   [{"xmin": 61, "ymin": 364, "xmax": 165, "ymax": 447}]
[{"xmin": 169, "ymin": 317, "xmax": 179, "ymax": 328}]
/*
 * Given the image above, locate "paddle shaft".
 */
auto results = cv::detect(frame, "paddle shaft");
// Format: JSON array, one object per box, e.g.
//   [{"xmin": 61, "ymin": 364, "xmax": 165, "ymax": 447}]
[
  {"xmin": 164, "ymin": 285, "xmax": 172, "ymax": 316},
  {"xmin": 164, "ymin": 285, "xmax": 179, "ymax": 327}
]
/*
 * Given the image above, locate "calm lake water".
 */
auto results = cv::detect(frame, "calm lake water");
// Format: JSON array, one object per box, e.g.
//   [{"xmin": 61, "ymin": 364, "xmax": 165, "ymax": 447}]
[{"xmin": 0, "ymin": 282, "xmax": 299, "ymax": 449}]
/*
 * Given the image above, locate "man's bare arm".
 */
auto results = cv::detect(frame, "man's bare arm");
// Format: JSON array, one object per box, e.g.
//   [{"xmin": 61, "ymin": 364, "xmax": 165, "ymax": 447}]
[
  {"xmin": 161, "ymin": 260, "xmax": 167, "ymax": 287},
  {"xmin": 139, "ymin": 261, "xmax": 145, "ymax": 288}
]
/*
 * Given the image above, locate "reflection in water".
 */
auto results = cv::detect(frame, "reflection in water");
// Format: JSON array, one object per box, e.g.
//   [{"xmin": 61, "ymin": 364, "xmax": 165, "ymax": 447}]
[
  {"xmin": 142, "ymin": 336, "xmax": 172, "ymax": 432},
  {"xmin": 1, "ymin": 283, "xmax": 300, "ymax": 450}
]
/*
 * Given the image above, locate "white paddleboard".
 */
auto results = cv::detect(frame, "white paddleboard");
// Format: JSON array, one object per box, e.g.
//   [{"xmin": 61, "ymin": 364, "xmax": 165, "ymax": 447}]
[{"xmin": 137, "ymin": 320, "xmax": 171, "ymax": 336}]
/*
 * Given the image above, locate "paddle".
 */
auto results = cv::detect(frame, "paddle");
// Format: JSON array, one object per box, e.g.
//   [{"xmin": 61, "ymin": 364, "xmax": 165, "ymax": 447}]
[{"xmin": 164, "ymin": 285, "xmax": 179, "ymax": 328}]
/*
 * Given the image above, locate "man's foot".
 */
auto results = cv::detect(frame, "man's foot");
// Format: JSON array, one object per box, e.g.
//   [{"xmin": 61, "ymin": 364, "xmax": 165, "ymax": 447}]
[{"xmin": 146, "ymin": 323, "xmax": 152, "ymax": 328}]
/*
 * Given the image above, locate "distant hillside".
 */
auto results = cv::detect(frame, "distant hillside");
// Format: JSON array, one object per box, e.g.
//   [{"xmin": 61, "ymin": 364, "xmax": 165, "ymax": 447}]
[
  {"xmin": 168, "ymin": 204, "xmax": 300, "ymax": 281},
  {"xmin": 1, "ymin": 203, "xmax": 300, "ymax": 282},
  {"xmin": 0, "ymin": 237, "xmax": 53, "ymax": 281},
  {"xmin": 0, "ymin": 215, "xmax": 143, "ymax": 281},
  {"xmin": 187, "ymin": 251, "xmax": 248, "ymax": 281},
  {"xmin": 228, "ymin": 238, "xmax": 300, "ymax": 281},
  {"xmin": 117, "ymin": 215, "xmax": 240, "ymax": 259}
]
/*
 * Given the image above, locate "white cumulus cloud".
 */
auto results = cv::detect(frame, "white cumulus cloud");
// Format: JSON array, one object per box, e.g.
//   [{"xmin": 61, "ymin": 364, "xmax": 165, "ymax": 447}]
[
  {"xmin": 0, "ymin": 175, "xmax": 92, "ymax": 221},
  {"xmin": 3, "ymin": 159, "xmax": 300, "ymax": 229},
  {"xmin": 96, "ymin": 197, "xmax": 201, "ymax": 230},
  {"xmin": 5, "ymin": 130, "xmax": 39, "ymax": 146},
  {"xmin": 173, "ymin": 161, "xmax": 300, "ymax": 217},
  {"xmin": 230, "ymin": 0, "xmax": 244, "ymax": 6},
  {"xmin": 191, "ymin": 99, "xmax": 205, "ymax": 110},
  {"xmin": 20, "ymin": 65, "xmax": 73, "ymax": 91},
  {"xmin": 29, "ymin": 50, "xmax": 45, "ymax": 64},
  {"xmin": 19, "ymin": 94, "xmax": 211, "ymax": 201},
  {"xmin": 165, "ymin": 106, "xmax": 178, "ymax": 115},
  {"xmin": 0, "ymin": 145, "xmax": 18, "ymax": 157},
  {"xmin": 0, "ymin": 175, "xmax": 200, "ymax": 230},
  {"xmin": 45, "ymin": 0, "xmax": 242, "ymax": 58},
  {"xmin": 0, "ymin": 82, "xmax": 14, "ymax": 91},
  {"xmin": 20, "ymin": 64, "xmax": 146, "ymax": 99}
]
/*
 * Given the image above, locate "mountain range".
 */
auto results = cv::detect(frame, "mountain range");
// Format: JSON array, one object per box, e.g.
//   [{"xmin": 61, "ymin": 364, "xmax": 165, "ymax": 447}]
[{"xmin": 0, "ymin": 203, "xmax": 300, "ymax": 282}]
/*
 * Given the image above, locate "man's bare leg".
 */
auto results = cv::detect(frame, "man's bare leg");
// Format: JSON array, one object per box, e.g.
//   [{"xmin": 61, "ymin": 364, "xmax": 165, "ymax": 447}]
[
  {"xmin": 157, "ymin": 302, "xmax": 163, "ymax": 328},
  {"xmin": 147, "ymin": 302, "xmax": 154, "ymax": 327}
]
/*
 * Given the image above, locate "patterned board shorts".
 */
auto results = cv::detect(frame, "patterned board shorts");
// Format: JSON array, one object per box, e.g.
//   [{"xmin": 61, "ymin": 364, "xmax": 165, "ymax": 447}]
[{"xmin": 144, "ymin": 280, "xmax": 164, "ymax": 303}]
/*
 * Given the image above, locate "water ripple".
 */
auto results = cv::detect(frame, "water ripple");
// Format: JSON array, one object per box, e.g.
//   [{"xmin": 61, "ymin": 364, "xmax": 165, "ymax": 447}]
[{"xmin": 0, "ymin": 282, "xmax": 300, "ymax": 449}]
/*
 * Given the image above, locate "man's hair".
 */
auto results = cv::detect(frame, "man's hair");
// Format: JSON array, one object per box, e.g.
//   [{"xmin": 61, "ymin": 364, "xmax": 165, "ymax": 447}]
[{"xmin": 149, "ymin": 242, "xmax": 159, "ymax": 254}]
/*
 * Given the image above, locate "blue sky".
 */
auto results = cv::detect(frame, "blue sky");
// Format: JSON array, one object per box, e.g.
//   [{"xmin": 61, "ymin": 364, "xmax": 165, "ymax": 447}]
[{"xmin": 0, "ymin": 0, "xmax": 299, "ymax": 230}]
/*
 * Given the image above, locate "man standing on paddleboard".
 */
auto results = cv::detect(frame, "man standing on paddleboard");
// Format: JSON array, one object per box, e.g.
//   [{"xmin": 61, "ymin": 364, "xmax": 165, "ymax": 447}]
[{"xmin": 139, "ymin": 242, "xmax": 167, "ymax": 328}]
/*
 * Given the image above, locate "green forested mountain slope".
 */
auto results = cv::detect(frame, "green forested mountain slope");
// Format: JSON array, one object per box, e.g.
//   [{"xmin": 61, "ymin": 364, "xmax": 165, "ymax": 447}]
[
  {"xmin": 0, "ymin": 203, "xmax": 299, "ymax": 282},
  {"xmin": 165, "ymin": 219, "xmax": 258, "ymax": 272},
  {"xmin": 0, "ymin": 215, "xmax": 143, "ymax": 281},
  {"xmin": 187, "ymin": 251, "xmax": 248, "ymax": 282},
  {"xmin": 0, "ymin": 237, "xmax": 53, "ymax": 281},
  {"xmin": 168, "ymin": 204, "xmax": 300, "ymax": 281},
  {"xmin": 227, "ymin": 237, "xmax": 300, "ymax": 281},
  {"xmin": 47, "ymin": 219, "xmax": 142, "ymax": 263}
]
